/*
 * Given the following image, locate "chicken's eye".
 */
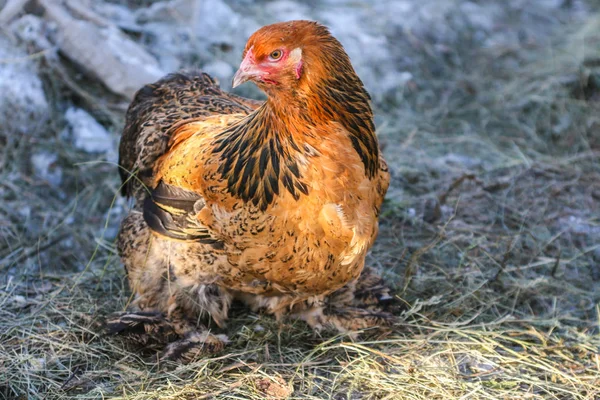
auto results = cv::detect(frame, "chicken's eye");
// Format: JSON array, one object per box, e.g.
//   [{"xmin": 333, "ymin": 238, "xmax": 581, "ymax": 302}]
[{"xmin": 269, "ymin": 50, "xmax": 283, "ymax": 61}]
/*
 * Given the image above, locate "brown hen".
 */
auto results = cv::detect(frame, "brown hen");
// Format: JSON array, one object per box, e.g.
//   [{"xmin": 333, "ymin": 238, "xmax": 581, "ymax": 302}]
[{"xmin": 110, "ymin": 20, "xmax": 393, "ymax": 360}]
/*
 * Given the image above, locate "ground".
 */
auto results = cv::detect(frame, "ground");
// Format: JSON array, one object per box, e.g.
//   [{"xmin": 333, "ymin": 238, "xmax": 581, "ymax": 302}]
[{"xmin": 1, "ymin": 0, "xmax": 599, "ymax": 399}]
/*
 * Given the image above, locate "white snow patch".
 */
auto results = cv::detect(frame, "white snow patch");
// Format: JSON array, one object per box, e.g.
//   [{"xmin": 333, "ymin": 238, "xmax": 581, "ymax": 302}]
[
  {"xmin": 559, "ymin": 216, "xmax": 600, "ymax": 236},
  {"xmin": 191, "ymin": 0, "xmax": 241, "ymax": 44},
  {"xmin": 93, "ymin": 2, "xmax": 139, "ymax": 31},
  {"xmin": 102, "ymin": 196, "xmax": 128, "ymax": 239},
  {"xmin": 0, "ymin": 35, "xmax": 49, "ymax": 134},
  {"xmin": 103, "ymin": 26, "xmax": 163, "ymax": 77},
  {"xmin": 31, "ymin": 152, "xmax": 62, "ymax": 187},
  {"xmin": 135, "ymin": 0, "xmax": 259, "ymax": 76},
  {"xmin": 202, "ymin": 60, "xmax": 234, "ymax": 89},
  {"xmin": 264, "ymin": 1, "xmax": 312, "ymax": 22},
  {"xmin": 135, "ymin": 0, "xmax": 249, "ymax": 46},
  {"xmin": 10, "ymin": 14, "xmax": 54, "ymax": 50},
  {"xmin": 63, "ymin": 107, "xmax": 114, "ymax": 155},
  {"xmin": 459, "ymin": 2, "xmax": 498, "ymax": 32}
]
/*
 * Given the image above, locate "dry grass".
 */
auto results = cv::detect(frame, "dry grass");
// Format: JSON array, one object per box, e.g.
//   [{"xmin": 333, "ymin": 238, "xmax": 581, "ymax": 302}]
[{"xmin": 1, "ymin": 3, "xmax": 600, "ymax": 399}]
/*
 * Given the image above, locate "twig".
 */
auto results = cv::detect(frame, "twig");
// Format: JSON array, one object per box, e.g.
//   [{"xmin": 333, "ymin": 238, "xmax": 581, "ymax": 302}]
[
  {"xmin": 551, "ymin": 251, "xmax": 562, "ymax": 278},
  {"xmin": 438, "ymin": 174, "xmax": 479, "ymax": 205},
  {"xmin": 490, "ymin": 236, "xmax": 517, "ymax": 283},
  {"xmin": 59, "ymin": 366, "xmax": 81, "ymax": 390}
]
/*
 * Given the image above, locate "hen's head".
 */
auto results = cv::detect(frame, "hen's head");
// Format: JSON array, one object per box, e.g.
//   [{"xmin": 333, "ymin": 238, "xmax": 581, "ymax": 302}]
[{"xmin": 232, "ymin": 20, "xmax": 357, "ymax": 98}]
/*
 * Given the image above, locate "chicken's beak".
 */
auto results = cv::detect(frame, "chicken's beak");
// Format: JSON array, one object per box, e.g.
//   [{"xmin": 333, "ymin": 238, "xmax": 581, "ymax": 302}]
[{"xmin": 232, "ymin": 49, "xmax": 260, "ymax": 88}]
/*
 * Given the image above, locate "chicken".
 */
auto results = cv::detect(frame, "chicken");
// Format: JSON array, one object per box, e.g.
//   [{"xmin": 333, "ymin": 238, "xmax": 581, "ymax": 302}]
[{"xmin": 109, "ymin": 20, "xmax": 393, "ymax": 360}]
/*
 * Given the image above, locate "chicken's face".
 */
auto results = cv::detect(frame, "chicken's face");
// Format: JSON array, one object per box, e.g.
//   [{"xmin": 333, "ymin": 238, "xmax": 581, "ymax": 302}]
[
  {"xmin": 232, "ymin": 20, "xmax": 338, "ymax": 97},
  {"xmin": 232, "ymin": 45, "xmax": 303, "ymax": 92}
]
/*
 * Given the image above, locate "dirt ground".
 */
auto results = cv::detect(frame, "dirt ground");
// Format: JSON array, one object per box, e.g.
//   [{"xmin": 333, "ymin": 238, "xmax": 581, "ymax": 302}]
[{"xmin": 1, "ymin": 0, "xmax": 599, "ymax": 399}]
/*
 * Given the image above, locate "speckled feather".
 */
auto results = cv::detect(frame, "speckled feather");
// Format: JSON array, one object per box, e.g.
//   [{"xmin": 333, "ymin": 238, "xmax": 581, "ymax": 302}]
[
  {"xmin": 119, "ymin": 71, "xmax": 261, "ymax": 201},
  {"xmin": 115, "ymin": 21, "xmax": 393, "ymax": 353}
]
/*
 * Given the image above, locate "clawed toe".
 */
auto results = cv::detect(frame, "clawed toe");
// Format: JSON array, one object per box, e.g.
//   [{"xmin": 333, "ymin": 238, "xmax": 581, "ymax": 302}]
[
  {"xmin": 104, "ymin": 311, "xmax": 228, "ymax": 362},
  {"xmin": 317, "ymin": 267, "xmax": 402, "ymax": 334},
  {"xmin": 161, "ymin": 331, "xmax": 229, "ymax": 361},
  {"xmin": 323, "ymin": 306, "xmax": 398, "ymax": 333},
  {"xmin": 105, "ymin": 311, "xmax": 180, "ymax": 344}
]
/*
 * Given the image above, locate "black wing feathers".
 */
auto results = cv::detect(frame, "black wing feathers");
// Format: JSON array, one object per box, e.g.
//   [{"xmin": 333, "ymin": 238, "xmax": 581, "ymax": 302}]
[{"xmin": 143, "ymin": 182, "xmax": 223, "ymax": 247}]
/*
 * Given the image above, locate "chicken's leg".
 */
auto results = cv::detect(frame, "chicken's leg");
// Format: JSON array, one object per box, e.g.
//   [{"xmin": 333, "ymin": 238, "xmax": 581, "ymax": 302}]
[
  {"xmin": 302, "ymin": 266, "xmax": 398, "ymax": 335},
  {"xmin": 107, "ymin": 212, "xmax": 230, "ymax": 361},
  {"xmin": 238, "ymin": 266, "xmax": 398, "ymax": 336}
]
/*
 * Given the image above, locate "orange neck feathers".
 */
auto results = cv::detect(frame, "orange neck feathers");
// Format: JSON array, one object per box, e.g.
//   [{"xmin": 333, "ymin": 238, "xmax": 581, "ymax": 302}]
[{"xmin": 213, "ymin": 21, "xmax": 380, "ymax": 209}]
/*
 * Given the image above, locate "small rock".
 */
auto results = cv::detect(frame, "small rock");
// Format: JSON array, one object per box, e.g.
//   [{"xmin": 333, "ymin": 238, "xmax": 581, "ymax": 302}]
[
  {"xmin": 12, "ymin": 295, "xmax": 27, "ymax": 307},
  {"xmin": 423, "ymin": 198, "xmax": 441, "ymax": 223},
  {"xmin": 40, "ymin": 0, "xmax": 165, "ymax": 98}
]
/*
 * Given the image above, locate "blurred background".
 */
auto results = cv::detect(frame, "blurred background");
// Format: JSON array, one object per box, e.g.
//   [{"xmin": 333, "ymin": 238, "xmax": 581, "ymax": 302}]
[{"xmin": 1, "ymin": 0, "xmax": 599, "ymax": 399}]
